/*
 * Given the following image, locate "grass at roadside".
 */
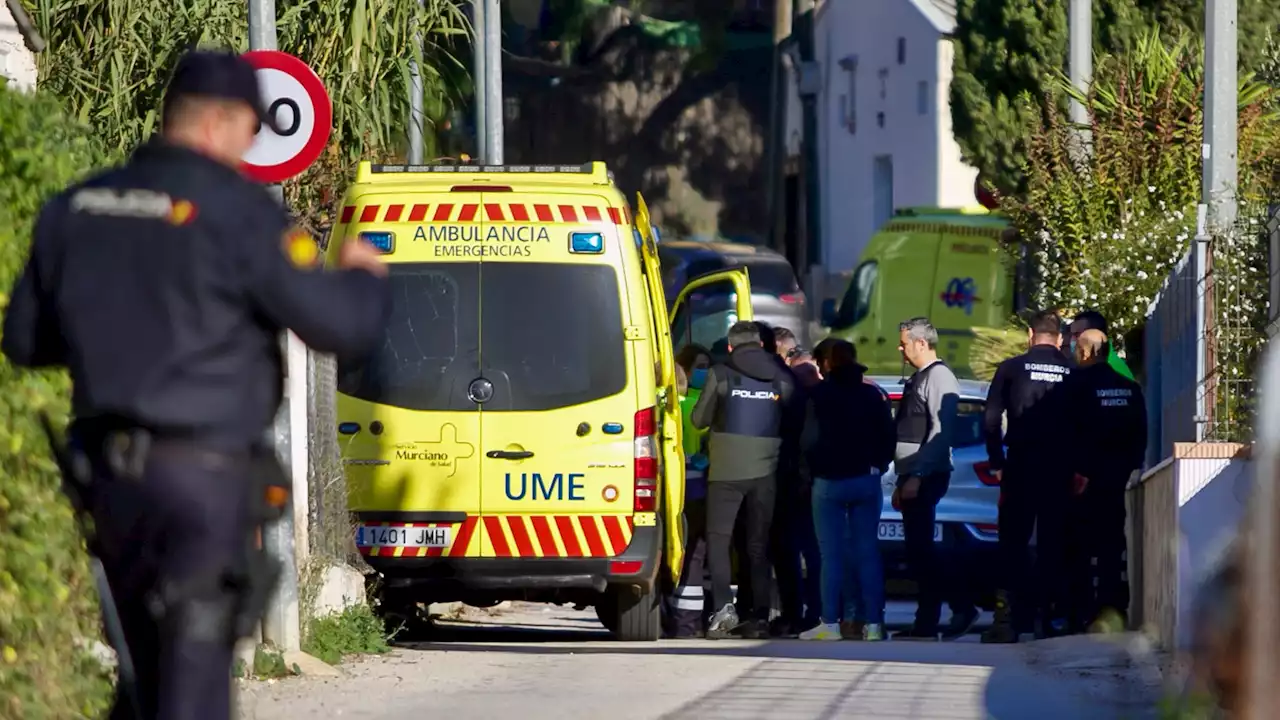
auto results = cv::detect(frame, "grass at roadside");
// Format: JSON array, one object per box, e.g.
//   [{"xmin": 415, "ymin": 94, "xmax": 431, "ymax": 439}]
[{"xmin": 302, "ymin": 605, "xmax": 391, "ymax": 666}]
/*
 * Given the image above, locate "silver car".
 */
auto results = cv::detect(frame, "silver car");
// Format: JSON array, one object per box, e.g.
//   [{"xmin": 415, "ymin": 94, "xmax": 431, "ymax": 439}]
[{"xmin": 871, "ymin": 376, "xmax": 1002, "ymax": 607}]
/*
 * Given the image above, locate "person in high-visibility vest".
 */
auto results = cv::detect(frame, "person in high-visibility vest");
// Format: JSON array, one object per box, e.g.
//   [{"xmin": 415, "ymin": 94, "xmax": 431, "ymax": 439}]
[{"xmin": 665, "ymin": 345, "xmax": 713, "ymax": 638}]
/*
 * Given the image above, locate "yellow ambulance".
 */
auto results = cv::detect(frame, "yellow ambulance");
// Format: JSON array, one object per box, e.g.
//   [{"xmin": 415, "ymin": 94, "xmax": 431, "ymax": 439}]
[
  {"xmin": 820, "ymin": 206, "xmax": 1023, "ymax": 378},
  {"xmin": 325, "ymin": 162, "xmax": 753, "ymax": 640}
]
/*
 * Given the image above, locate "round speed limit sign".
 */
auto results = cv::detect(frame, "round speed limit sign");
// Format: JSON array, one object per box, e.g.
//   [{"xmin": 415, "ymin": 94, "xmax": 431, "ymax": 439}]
[{"xmin": 240, "ymin": 50, "xmax": 332, "ymax": 184}]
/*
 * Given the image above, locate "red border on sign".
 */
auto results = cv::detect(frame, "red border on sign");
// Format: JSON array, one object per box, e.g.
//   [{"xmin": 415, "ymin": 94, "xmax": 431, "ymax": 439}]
[{"xmin": 240, "ymin": 50, "xmax": 333, "ymax": 184}]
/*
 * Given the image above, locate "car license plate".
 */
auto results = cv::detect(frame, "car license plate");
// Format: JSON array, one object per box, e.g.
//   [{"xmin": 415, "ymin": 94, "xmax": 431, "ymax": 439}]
[
  {"xmin": 877, "ymin": 521, "xmax": 943, "ymax": 543},
  {"xmin": 356, "ymin": 525, "xmax": 452, "ymax": 548}
]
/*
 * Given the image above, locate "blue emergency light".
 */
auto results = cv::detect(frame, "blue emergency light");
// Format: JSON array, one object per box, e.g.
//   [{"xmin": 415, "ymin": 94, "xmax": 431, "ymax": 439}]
[
  {"xmin": 569, "ymin": 231, "xmax": 605, "ymax": 254},
  {"xmin": 360, "ymin": 231, "xmax": 395, "ymax": 254}
]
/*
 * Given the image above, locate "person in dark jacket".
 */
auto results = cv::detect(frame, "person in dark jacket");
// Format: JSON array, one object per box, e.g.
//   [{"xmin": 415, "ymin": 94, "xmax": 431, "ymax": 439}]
[
  {"xmin": 1, "ymin": 50, "xmax": 389, "ymax": 720},
  {"xmin": 692, "ymin": 321, "xmax": 797, "ymax": 639},
  {"xmin": 765, "ymin": 325, "xmax": 822, "ymax": 638},
  {"xmin": 1063, "ymin": 329, "xmax": 1147, "ymax": 632},
  {"xmin": 981, "ymin": 310, "xmax": 1074, "ymax": 643},
  {"xmin": 798, "ymin": 340, "xmax": 895, "ymax": 641}
]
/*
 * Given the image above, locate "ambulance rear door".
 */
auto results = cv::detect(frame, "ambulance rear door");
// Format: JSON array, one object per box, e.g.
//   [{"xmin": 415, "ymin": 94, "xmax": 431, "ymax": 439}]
[
  {"xmin": 334, "ymin": 190, "xmax": 485, "ymax": 561},
  {"xmin": 475, "ymin": 191, "xmax": 640, "ymax": 561}
]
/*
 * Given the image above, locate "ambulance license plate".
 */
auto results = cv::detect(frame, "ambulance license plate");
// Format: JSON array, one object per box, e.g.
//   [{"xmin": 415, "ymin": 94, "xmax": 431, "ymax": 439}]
[
  {"xmin": 356, "ymin": 525, "xmax": 452, "ymax": 548},
  {"xmin": 877, "ymin": 521, "xmax": 943, "ymax": 543}
]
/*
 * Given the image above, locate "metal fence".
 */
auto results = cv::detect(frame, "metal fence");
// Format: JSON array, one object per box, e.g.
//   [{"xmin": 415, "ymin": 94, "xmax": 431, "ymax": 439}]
[{"xmin": 1143, "ymin": 207, "xmax": 1274, "ymax": 466}]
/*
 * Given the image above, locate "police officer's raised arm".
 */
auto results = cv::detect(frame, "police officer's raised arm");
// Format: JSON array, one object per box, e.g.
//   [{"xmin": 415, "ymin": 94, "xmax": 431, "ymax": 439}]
[
  {"xmin": 983, "ymin": 360, "xmax": 1010, "ymax": 471},
  {"xmin": 235, "ymin": 202, "xmax": 390, "ymax": 363},
  {"xmin": 2, "ymin": 202, "xmax": 70, "ymax": 368}
]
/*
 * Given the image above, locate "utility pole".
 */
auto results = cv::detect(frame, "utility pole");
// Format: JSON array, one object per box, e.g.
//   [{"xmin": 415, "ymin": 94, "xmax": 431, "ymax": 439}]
[
  {"xmin": 1067, "ymin": 0, "xmax": 1092, "ymax": 154},
  {"xmin": 249, "ymin": 0, "xmax": 302, "ymax": 654},
  {"xmin": 408, "ymin": 0, "xmax": 425, "ymax": 164},
  {"xmin": 794, "ymin": 0, "xmax": 821, "ymax": 302},
  {"xmin": 482, "ymin": 0, "xmax": 504, "ymax": 164},
  {"xmin": 1203, "ymin": 0, "xmax": 1238, "ymax": 232},
  {"xmin": 472, "ymin": 0, "xmax": 488, "ymax": 163},
  {"xmin": 766, "ymin": 0, "xmax": 794, "ymax": 253}
]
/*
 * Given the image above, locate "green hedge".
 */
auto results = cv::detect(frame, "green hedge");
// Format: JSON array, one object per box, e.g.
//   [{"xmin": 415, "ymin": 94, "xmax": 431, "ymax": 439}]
[{"xmin": 0, "ymin": 82, "xmax": 113, "ymax": 719}]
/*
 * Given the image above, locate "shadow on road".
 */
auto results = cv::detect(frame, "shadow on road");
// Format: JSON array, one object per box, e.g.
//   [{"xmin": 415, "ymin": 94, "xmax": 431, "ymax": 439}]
[{"xmin": 390, "ymin": 612, "xmax": 1147, "ymax": 719}]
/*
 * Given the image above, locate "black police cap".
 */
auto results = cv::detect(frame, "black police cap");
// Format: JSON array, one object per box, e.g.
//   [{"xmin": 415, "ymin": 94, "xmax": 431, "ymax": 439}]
[{"xmin": 163, "ymin": 49, "xmax": 283, "ymax": 134}]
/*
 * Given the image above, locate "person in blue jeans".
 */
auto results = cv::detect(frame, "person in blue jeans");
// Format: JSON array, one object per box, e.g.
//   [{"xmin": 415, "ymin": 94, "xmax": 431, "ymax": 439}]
[{"xmin": 798, "ymin": 340, "xmax": 896, "ymax": 641}]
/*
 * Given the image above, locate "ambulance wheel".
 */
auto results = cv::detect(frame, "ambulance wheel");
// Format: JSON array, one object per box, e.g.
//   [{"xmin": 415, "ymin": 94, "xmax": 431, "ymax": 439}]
[
  {"xmin": 609, "ymin": 587, "xmax": 660, "ymax": 642},
  {"xmin": 595, "ymin": 596, "xmax": 619, "ymax": 633}
]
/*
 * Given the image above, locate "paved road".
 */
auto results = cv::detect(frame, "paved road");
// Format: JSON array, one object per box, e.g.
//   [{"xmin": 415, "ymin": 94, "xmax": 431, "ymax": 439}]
[{"xmin": 236, "ymin": 602, "xmax": 1162, "ymax": 720}]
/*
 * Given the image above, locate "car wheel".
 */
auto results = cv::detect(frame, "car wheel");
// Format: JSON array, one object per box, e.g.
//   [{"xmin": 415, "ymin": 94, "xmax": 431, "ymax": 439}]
[{"xmin": 609, "ymin": 587, "xmax": 660, "ymax": 641}]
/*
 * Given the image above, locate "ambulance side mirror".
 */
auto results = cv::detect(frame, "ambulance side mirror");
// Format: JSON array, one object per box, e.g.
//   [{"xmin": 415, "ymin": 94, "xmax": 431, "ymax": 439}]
[{"xmin": 820, "ymin": 298, "xmax": 838, "ymax": 327}]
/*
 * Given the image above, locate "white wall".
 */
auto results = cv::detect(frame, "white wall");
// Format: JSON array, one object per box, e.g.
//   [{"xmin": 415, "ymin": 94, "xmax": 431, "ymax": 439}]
[
  {"xmin": 811, "ymin": 0, "xmax": 978, "ymax": 274},
  {"xmin": 0, "ymin": 3, "xmax": 38, "ymax": 92}
]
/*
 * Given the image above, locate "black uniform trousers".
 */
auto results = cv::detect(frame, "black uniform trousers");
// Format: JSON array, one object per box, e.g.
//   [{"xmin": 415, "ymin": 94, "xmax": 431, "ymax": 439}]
[
  {"xmin": 1067, "ymin": 474, "xmax": 1130, "ymax": 628},
  {"xmin": 89, "ymin": 440, "xmax": 253, "ymax": 720},
  {"xmin": 707, "ymin": 475, "xmax": 776, "ymax": 619},
  {"xmin": 902, "ymin": 473, "xmax": 975, "ymax": 630},
  {"xmin": 771, "ymin": 483, "xmax": 821, "ymax": 627},
  {"xmin": 998, "ymin": 451, "xmax": 1072, "ymax": 631}
]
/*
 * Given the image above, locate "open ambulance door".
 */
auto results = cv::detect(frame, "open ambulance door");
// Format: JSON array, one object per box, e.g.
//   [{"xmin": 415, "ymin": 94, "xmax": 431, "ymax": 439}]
[{"xmin": 634, "ymin": 193, "xmax": 686, "ymax": 583}]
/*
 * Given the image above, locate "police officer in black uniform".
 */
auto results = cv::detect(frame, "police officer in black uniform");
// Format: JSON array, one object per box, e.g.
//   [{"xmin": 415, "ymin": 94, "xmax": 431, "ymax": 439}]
[
  {"xmin": 1063, "ymin": 328, "xmax": 1147, "ymax": 632},
  {"xmin": 980, "ymin": 310, "xmax": 1073, "ymax": 643},
  {"xmin": 1, "ymin": 50, "xmax": 390, "ymax": 719},
  {"xmin": 691, "ymin": 321, "xmax": 797, "ymax": 639}
]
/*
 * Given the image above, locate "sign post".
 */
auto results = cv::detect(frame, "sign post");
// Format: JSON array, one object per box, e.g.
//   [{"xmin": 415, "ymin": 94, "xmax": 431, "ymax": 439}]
[{"xmin": 241, "ymin": 48, "xmax": 332, "ymax": 654}]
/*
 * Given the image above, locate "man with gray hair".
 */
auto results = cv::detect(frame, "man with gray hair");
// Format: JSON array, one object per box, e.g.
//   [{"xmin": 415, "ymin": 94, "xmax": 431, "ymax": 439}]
[
  {"xmin": 692, "ymin": 321, "xmax": 797, "ymax": 639},
  {"xmin": 892, "ymin": 317, "xmax": 979, "ymax": 640}
]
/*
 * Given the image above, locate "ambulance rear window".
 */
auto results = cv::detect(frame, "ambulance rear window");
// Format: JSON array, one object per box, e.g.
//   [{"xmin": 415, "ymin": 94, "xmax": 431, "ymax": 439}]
[
  {"xmin": 482, "ymin": 263, "xmax": 626, "ymax": 411},
  {"xmin": 336, "ymin": 262, "xmax": 626, "ymax": 412},
  {"xmin": 337, "ymin": 263, "xmax": 480, "ymax": 412}
]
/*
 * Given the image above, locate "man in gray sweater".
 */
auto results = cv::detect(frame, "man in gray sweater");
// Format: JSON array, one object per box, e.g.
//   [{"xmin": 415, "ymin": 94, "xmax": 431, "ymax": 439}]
[{"xmin": 892, "ymin": 317, "xmax": 979, "ymax": 640}]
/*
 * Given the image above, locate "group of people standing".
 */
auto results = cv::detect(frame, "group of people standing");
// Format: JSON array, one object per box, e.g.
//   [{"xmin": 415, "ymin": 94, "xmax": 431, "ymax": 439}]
[
  {"xmin": 662, "ymin": 307, "xmax": 1147, "ymax": 645},
  {"xmin": 662, "ymin": 316, "xmax": 978, "ymax": 641}
]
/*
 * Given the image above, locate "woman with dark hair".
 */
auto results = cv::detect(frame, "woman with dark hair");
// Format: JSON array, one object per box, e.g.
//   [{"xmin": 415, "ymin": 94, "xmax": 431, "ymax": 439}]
[{"xmin": 800, "ymin": 340, "xmax": 896, "ymax": 641}]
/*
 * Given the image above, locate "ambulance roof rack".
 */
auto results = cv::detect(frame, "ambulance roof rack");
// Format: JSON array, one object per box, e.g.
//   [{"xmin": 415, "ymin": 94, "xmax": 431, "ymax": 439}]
[{"xmin": 356, "ymin": 161, "xmax": 613, "ymax": 185}]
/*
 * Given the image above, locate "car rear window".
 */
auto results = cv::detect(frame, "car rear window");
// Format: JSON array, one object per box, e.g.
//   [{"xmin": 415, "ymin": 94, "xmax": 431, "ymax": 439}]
[
  {"xmin": 481, "ymin": 263, "xmax": 627, "ymax": 411},
  {"xmin": 739, "ymin": 259, "xmax": 800, "ymax": 296},
  {"xmin": 888, "ymin": 398, "xmax": 985, "ymax": 447},
  {"xmin": 338, "ymin": 263, "xmax": 480, "ymax": 412}
]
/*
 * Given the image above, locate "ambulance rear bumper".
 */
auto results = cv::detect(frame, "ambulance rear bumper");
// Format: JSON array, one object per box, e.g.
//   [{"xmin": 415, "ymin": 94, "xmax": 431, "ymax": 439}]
[{"xmin": 368, "ymin": 522, "xmax": 662, "ymax": 598}]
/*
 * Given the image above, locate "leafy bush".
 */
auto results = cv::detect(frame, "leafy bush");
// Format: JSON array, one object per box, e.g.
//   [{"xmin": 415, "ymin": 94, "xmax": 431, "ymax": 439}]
[
  {"xmin": 301, "ymin": 604, "xmax": 390, "ymax": 666},
  {"xmin": 0, "ymin": 84, "xmax": 113, "ymax": 719},
  {"xmin": 1000, "ymin": 28, "xmax": 1280, "ymax": 337}
]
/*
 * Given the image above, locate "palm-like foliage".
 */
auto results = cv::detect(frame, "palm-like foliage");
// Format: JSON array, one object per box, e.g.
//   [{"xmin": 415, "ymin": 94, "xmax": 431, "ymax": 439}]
[{"xmin": 30, "ymin": 0, "xmax": 471, "ymax": 227}]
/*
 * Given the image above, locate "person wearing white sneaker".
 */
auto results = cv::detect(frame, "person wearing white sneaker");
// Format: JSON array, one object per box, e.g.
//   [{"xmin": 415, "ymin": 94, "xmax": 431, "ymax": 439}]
[{"xmin": 798, "ymin": 341, "xmax": 895, "ymax": 643}]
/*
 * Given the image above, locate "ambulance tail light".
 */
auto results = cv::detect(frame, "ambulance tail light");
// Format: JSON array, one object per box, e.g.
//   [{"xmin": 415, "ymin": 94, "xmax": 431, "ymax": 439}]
[
  {"xmin": 634, "ymin": 407, "xmax": 658, "ymax": 512},
  {"xmin": 973, "ymin": 461, "xmax": 1001, "ymax": 486}
]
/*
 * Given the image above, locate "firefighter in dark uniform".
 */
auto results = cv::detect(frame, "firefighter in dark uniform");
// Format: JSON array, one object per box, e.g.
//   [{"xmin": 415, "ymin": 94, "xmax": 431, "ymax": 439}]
[
  {"xmin": 980, "ymin": 310, "xmax": 1074, "ymax": 644},
  {"xmin": 1, "ymin": 50, "xmax": 390, "ymax": 719},
  {"xmin": 1064, "ymin": 328, "xmax": 1147, "ymax": 633}
]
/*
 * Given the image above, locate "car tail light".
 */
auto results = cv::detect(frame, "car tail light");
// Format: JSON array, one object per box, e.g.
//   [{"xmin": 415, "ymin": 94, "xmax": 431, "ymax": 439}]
[
  {"xmin": 973, "ymin": 523, "xmax": 999, "ymax": 536},
  {"xmin": 634, "ymin": 407, "xmax": 658, "ymax": 512},
  {"xmin": 451, "ymin": 185, "xmax": 512, "ymax": 192},
  {"xmin": 609, "ymin": 560, "xmax": 644, "ymax": 575},
  {"xmin": 778, "ymin": 292, "xmax": 805, "ymax": 304},
  {"xmin": 973, "ymin": 461, "xmax": 1000, "ymax": 486}
]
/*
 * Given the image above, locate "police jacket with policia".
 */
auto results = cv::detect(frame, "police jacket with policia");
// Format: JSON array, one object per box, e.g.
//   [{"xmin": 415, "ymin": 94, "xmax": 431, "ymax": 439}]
[
  {"xmin": 1062, "ymin": 362, "xmax": 1148, "ymax": 484},
  {"xmin": 691, "ymin": 344, "xmax": 797, "ymax": 482},
  {"xmin": 982, "ymin": 344, "xmax": 1073, "ymax": 472},
  {"xmin": 1, "ymin": 140, "xmax": 391, "ymax": 447}
]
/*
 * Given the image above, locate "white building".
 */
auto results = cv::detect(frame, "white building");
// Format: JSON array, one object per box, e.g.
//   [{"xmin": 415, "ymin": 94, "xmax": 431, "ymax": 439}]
[
  {"xmin": 787, "ymin": 0, "xmax": 979, "ymax": 274},
  {"xmin": 1, "ymin": 0, "xmax": 38, "ymax": 92}
]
